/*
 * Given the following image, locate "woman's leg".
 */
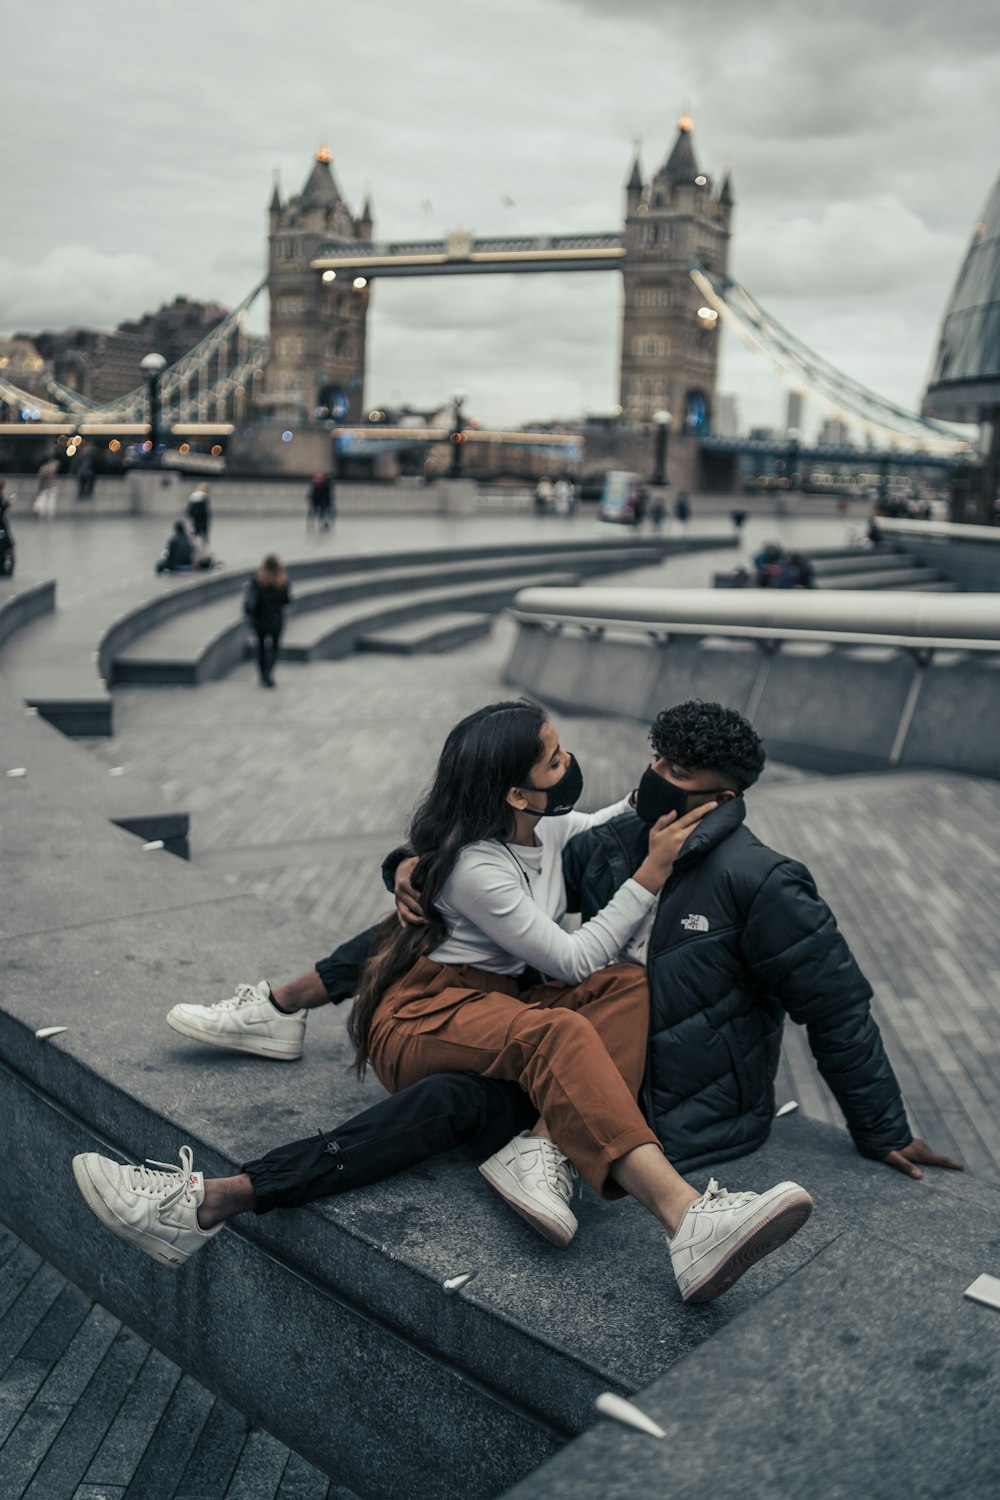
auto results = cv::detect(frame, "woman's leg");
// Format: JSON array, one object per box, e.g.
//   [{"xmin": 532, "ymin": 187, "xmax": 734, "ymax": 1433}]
[
  {"xmin": 369, "ymin": 961, "xmax": 664, "ymax": 1205},
  {"xmin": 255, "ymin": 629, "xmax": 268, "ymax": 683}
]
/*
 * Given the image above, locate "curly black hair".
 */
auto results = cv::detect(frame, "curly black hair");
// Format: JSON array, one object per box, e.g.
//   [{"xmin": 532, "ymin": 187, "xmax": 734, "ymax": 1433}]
[{"xmin": 648, "ymin": 700, "xmax": 765, "ymax": 791}]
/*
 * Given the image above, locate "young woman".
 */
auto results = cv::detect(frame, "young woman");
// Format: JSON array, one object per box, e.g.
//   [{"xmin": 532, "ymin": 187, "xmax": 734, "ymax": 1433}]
[
  {"xmin": 73, "ymin": 700, "xmax": 812, "ymax": 1303},
  {"xmin": 244, "ymin": 553, "xmax": 291, "ymax": 688}
]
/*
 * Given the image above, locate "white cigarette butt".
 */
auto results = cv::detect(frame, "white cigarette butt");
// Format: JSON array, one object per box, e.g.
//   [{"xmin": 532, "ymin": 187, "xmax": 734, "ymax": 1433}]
[
  {"xmin": 35, "ymin": 1026, "xmax": 69, "ymax": 1040},
  {"xmin": 108, "ymin": 766, "xmax": 125, "ymax": 776},
  {"xmin": 6, "ymin": 768, "xmax": 26, "ymax": 777},
  {"xmin": 595, "ymin": 1392, "xmax": 666, "ymax": 1439},
  {"xmin": 141, "ymin": 839, "xmax": 165, "ymax": 852},
  {"xmin": 775, "ymin": 1100, "xmax": 799, "ymax": 1117},
  {"xmin": 442, "ymin": 1270, "xmax": 478, "ymax": 1295}
]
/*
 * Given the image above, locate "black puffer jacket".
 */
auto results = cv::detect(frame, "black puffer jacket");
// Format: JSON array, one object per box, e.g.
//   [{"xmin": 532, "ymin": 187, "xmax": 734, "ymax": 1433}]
[{"xmin": 563, "ymin": 798, "xmax": 911, "ymax": 1174}]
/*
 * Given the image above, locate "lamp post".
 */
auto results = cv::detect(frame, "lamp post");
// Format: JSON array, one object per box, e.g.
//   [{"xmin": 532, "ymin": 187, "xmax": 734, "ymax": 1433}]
[
  {"xmin": 651, "ymin": 408, "xmax": 672, "ymax": 487},
  {"xmin": 448, "ymin": 391, "xmax": 466, "ymax": 478},
  {"xmin": 140, "ymin": 352, "xmax": 167, "ymax": 463}
]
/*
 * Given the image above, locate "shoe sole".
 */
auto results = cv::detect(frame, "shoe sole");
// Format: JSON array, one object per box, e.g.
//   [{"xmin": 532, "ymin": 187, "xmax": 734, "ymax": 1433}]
[
  {"xmin": 478, "ymin": 1159, "xmax": 577, "ymax": 1248},
  {"xmin": 166, "ymin": 1010, "xmax": 302, "ymax": 1060},
  {"xmin": 72, "ymin": 1155, "xmax": 191, "ymax": 1269},
  {"xmin": 681, "ymin": 1190, "xmax": 813, "ymax": 1304}
]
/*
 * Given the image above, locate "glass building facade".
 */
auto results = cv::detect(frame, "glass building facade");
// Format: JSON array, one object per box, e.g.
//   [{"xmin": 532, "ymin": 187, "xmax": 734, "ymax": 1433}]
[{"xmin": 923, "ymin": 174, "xmax": 1000, "ymax": 423}]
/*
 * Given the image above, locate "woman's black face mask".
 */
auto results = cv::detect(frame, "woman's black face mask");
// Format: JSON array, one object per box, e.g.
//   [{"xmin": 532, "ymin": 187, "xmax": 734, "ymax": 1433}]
[
  {"xmin": 634, "ymin": 765, "xmax": 733, "ymax": 823},
  {"xmin": 518, "ymin": 753, "xmax": 584, "ymax": 817}
]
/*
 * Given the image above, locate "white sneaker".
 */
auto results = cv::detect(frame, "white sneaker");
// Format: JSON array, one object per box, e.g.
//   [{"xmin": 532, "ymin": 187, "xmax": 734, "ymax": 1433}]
[
  {"xmin": 669, "ymin": 1177, "xmax": 813, "ymax": 1304},
  {"xmin": 166, "ymin": 980, "xmax": 306, "ymax": 1060},
  {"xmin": 479, "ymin": 1132, "xmax": 579, "ymax": 1248},
  {"xmin": 72, "ymin": 1145, "xmax": 223, "ymax": 1269}
]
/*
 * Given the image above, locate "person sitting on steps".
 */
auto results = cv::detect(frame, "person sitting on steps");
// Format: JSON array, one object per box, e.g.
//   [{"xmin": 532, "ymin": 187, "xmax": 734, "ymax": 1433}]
[{"xmin": 73, "ymin": 699, "xmax": 816, "ymax": 1305}]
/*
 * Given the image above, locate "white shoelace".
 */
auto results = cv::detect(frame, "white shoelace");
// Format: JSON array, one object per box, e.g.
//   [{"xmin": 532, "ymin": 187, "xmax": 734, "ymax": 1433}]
[
  {"xmin": 699, "ymin": 1177, "xmax": 758, "ymax": 1211},
  {"xmin": 537, "ymin": 1138, "xmax": 578, "ymax": 1204},
  {"xmin": 209, "ymin": 983, "xmax": 262, "ymax": 1012},
  {"xmin": 123, "ymin": 1144, "xmax": 197, "ymax": 1213}
]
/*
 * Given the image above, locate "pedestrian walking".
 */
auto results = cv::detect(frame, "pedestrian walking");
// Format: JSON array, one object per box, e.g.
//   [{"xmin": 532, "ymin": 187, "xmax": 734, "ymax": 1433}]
[
  {"xmin": 33, "ymin": 457, "xmax": 60, "ymax": 519},
  {"xmin": 186, "ymin": 484, "xmax": 212, "ymax": 543},
  {"xmin": 74, "ymin": 443, "xmax": 96, "ymax": 500},
  {"xmin": 307, "ymin": 473, "xmax": 334, "ymax": 532},
  {"xmin": 673, "ymin": 493, "xmax": 691, "ymax": 535},
  {"xmin": 244, "ymin": 553, "xmax": 291, "ymax": 688}
]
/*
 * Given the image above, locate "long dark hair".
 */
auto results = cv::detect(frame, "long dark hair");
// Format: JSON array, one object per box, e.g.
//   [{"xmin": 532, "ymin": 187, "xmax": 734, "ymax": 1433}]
[
  {"xmin": 348, "ymin": 698, "xmax": 548, "ymax": 1073},
  {"xmin": 257, "ymin": 553, "xmax": 287, "ymax": 587}
]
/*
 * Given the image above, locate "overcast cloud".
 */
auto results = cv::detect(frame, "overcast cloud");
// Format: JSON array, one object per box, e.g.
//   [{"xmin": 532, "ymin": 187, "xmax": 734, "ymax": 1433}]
[{"xmin": 2, "ymin": 0, "xmax": 998, "ymax": 432}]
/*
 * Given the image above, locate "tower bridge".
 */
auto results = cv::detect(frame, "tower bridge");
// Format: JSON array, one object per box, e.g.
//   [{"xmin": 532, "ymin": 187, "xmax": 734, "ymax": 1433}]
[{"xmin": 0, "ymin": 116, "xmax": 978, "ymax": 490}]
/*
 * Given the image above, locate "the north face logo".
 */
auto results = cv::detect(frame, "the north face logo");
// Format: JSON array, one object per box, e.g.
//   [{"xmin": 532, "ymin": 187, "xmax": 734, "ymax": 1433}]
[{"xmin": 681, "ymin": 914, "xmax": 710, "ymax": 932}]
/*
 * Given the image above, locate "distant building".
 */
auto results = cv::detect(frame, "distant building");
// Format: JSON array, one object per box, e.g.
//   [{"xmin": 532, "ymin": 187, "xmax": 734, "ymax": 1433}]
[
  {"xmin": 0, "ymin": 337, "xmax": 46, "ymax": 396},
  {"xmin": 785, "ymin": 390, "xmax": 803, "ymax": 436},
  {"xmin": 715, "ymin": 393, "xmax": 740, "ymax": 437},
  {"xmin": 619, "ymin": 118, "xmax": 732, "ymax": 438},
  {"xmin": 817, "ymin": 416, "xmax": 852, "ymax": 447},
  {"xmin": 263, "ymin": 147, "xmax": 373, "ymax": 425},
  {"xmin": 32, "ymin": 297, "xmax": 229, "ymax": 404}
]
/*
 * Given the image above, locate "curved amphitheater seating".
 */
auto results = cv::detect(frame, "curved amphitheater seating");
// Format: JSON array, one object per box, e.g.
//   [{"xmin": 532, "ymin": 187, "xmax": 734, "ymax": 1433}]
[
  {"xmin": 1, "ymin": 536, "xmax": 722, "ymax": 736},
  {"xmin": 505, "ymin": 586, "xmax": 1000, "ymax": 777}
]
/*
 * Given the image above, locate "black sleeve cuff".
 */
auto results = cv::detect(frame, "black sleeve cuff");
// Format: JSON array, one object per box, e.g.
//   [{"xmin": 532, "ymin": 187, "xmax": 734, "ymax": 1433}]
[
  {"xmin": 314, "ymin": 923, "xmax": 383, "ymax": 1005},
  {"xmin": 381, "ymin": 844, "xmax": 414, "ymax": 894}
]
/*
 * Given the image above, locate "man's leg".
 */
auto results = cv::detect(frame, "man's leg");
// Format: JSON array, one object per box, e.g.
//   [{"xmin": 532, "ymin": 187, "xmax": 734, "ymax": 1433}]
[
  {"xmin": 164, "ymin": 926, "xmax": 384, "ymax": 1059},
  {"xmin": 228, "ymin": 1072, "xmax": 534, "ymax": 1220},
  {"xmin": 71, "ymin": 1073, "xmax": 534, "ymax": 1260}
]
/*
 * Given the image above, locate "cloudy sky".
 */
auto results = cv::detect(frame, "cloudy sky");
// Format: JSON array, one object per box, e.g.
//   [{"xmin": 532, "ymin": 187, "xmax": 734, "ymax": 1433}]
[{"xmin": 3, "ymin": 0, "xmax": 998, "ymax": 433}]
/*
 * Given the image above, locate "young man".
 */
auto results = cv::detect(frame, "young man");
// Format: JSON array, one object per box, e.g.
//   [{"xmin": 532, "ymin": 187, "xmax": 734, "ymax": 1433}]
[{"xmin": 74, "ymin": 703, "xmax": 959, "ymax": 1273}]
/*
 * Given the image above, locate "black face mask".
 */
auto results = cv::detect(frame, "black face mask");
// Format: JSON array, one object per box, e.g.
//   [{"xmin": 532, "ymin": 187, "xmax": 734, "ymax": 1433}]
[
  {"xmin": 519, "ymin": 753, "xmax": 584, "ymax": 817},
  {"xmin": 634, "ymin": 765, "xmax": 733, "ymax": 824}
]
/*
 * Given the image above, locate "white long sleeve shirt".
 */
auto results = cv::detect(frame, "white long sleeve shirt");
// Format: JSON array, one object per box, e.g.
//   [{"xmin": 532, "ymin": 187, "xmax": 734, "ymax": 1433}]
[{"xmin": 429, "ymin": 795, "xmax": 656, "ymax": 985}]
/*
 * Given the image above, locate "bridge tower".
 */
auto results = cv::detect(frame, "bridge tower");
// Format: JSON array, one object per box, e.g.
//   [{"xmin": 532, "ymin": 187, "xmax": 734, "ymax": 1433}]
[
  {"xmin": 619, "ymin": 117, "xmax": 732, "ymax": 484},
  {"xmin": 261, "ymin": 147, "xmax": 372, "ymax": 428}
]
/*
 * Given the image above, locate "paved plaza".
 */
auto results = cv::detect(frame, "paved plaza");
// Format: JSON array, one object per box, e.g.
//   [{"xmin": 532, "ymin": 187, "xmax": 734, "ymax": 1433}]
[
  {"xmin": 62, "ymin": 526, "xmax": 1000, "ymax": 1184},
  {"xmin": 3, "ymin": 507, "xmax": 1000, "ymax": 1497}
]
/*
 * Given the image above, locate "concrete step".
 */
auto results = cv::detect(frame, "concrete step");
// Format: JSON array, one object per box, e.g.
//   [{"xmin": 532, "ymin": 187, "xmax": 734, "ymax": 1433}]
[
  {"xmin": 818, "ymin": 567, "xmax": 945, "ymax": 590},
  {"xmin": 810, "ymin": 551, "xmax": 914, "ymax": 576},
  {"xmin": 355, "ymin": 611, "xmax": 492, "ymax": 655},
  {"xmin": 112, "ymin": 550, "xmax": 657, "ymax": 683},
  {"xmin": 280, "ymin": 571, "xmax": 581, "ymax": 661}
]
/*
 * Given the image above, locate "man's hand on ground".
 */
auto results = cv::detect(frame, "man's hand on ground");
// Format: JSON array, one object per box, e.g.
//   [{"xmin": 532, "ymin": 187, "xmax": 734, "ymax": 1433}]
[
  {"xmin": 394, "ymin": 856, "xmax": 427, "ymax": 926},
  {"xmin": 881, "ymin": 1138, "xmax": 964, "ymax": 1179}
]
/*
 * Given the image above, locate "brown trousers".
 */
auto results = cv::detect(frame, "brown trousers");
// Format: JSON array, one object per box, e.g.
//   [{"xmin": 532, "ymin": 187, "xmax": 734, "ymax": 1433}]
[{"xmin": 367, "ymin": 957, "xmax": 660, "ymax": 1198}]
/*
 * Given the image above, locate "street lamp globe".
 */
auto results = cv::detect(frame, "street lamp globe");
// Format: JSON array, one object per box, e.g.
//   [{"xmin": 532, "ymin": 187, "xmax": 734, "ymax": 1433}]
[
  {"xmin": 140, "ymin": 352, "xmax": 167, "ymax": 462},
  {"xmin": 653, "ymin": 409, "xmax": 672, "ymax": 427}
]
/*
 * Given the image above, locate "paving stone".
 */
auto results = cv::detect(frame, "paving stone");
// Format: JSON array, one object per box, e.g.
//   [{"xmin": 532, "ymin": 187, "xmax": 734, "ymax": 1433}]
[
  {"xmin": 172, "ymin": 1396, "xmax": 251, "ymax": 1500},
  {"xmin": 0, "ymin": 1272, "xmax": 85, "ymax": 1386},
  {"xmin": 0, "ymin": 1242, "xmax": 47, "ymax": 1326},
  {"xmin": 222, "ymin": 1426, "xmax": 292, "ymax": 1499},
  {"xmin": 120, "ymin": 1373, "xmax": 214, "ymax": 1500},
  {"xmin": 274, "ymin": 1450, "xmax": 335, "ymax": 1499},
  {"xmin": 20, "ymin": 1326, "xmax": 149, "ymax": 1500},
  {"xmin": 83, "ymin": 1348, "xmax": 182, "ymax": 1486}
]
